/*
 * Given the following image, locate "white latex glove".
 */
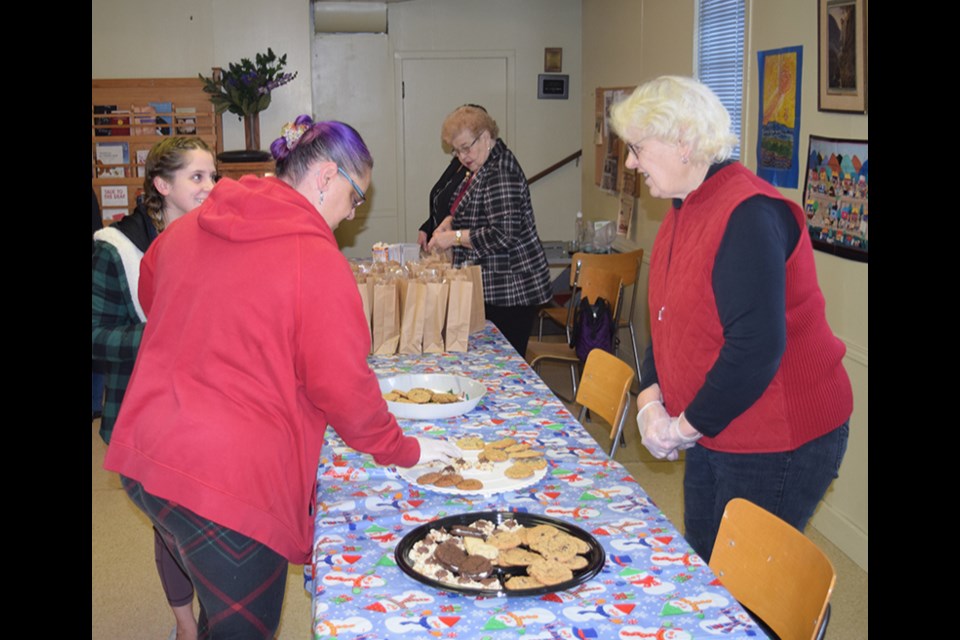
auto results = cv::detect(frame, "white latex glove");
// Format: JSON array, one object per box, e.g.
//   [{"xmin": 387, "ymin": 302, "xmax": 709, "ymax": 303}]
[
  {"xmin": 637, "ymin": 400, "xmax": 675, "ymax": 459},
  {"xmin": 671, "ymin": 414, "xmax": 703, "ymax": 451},
  {"xmin": 414, "ymin": 436, "xmax": 461, "ymax": 465}
]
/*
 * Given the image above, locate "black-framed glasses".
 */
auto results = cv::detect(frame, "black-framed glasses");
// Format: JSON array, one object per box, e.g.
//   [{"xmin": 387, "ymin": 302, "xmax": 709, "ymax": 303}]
[
  {"xmin": 337, "ymin": 166, "xmax": 366, "ymax": 208},
  {"xmin": 451, "ymin": 133, "xmax": 483, "ymax": 158}
]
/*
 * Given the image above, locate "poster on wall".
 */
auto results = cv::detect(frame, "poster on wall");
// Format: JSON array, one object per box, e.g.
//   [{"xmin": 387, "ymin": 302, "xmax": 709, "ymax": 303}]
[
  {"xmin": 802, "ymin": 135, "xmax": 868, "ymax": 262},
  {"xmin": 756, "ymin": 46, "xmax": 803, "ymax": 188}
]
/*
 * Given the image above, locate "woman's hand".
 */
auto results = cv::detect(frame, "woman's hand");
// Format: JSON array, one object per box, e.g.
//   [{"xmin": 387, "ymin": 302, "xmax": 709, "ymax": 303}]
[
  {"xmin": 428, "ymin": 230, "xmax": 455, "ymax": 251},
  {"xmin": 435, "ymin": 215, "xmax": 454, "ymax": 234},
  {"xmin": 414, "ymin": 436, "xmax": 461, "ymax": 465},
  {"xmin": 635, "ymin": 385, "xmax": 701, "ymax": 461},
  {"xmin": 428, "ymin": 228, "xmax": 469, "ymax": 252},
  {"xmin": 418, "ymin": 230, "xmax": 429, "ymax": 252}
]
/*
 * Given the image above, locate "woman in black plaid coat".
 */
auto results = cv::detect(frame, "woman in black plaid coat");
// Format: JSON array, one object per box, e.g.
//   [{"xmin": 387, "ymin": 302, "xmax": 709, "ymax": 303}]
[{"xmin": 428, "ymin": 105, "xmax": 551, "ymax": 356}]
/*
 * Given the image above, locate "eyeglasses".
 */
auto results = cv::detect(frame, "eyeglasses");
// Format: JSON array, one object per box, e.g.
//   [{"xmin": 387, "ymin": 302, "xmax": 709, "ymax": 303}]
[
  {"xmin": 337, "ymin": 166, "xmax": 366, "ymax": 208},
  {"xmin": 451, "ymin": 133, "xmax": 483, "ymax": 158},
  {"xmin": 626, "ymin": 142, "xmax": 643, "ymax": 158}
]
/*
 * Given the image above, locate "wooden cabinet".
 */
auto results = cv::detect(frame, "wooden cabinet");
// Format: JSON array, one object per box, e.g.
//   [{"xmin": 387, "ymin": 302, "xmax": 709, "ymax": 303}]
[{"xmin": 92, "ymin": 78, "xmax": 221, "ymax": 222}]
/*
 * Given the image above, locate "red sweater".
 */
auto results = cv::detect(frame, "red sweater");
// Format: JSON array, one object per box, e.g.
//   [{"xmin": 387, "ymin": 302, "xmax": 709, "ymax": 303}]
[
  {"xmin": 104, "ymin": 176, "xmax": 420, "ymax": 562},
  {"xmin": 649, "ymin": 163, "xmax": 852, "ymax": 452}
]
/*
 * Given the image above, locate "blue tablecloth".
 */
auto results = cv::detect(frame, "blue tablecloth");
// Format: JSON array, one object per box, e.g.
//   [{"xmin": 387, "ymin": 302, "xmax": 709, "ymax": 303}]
[{"xmin": 311, "ymin": 323, "xmax": 764, "ymax": 639}]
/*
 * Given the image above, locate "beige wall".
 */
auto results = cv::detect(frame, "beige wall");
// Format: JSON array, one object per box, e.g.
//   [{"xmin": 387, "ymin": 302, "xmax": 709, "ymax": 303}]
[{"xmin": 582, "ymin": 0, "xmax": 868, "ymax": 570}]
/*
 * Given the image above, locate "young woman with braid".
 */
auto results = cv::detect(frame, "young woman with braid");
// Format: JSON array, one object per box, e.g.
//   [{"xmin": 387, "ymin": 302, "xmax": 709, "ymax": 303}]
[{"xmin": 93, "ymin": 136, "xmax": 217, "ymax": 640}]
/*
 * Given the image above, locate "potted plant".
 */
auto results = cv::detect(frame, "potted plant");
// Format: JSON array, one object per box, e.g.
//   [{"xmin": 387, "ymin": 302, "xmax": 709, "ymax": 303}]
[{"xmin": 199, "ymin": 48, "xmax": 297, "ymax": 152}]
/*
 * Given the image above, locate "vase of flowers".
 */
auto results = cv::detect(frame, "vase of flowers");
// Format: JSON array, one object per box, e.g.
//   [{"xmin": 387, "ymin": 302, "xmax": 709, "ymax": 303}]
[{"xmin": 199, "ymin": 48, "xmax": 297, "ymax": 152}]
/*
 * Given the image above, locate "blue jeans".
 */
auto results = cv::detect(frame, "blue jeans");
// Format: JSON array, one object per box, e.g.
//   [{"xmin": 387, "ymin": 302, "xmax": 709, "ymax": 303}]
[{"xmin": 682, "ymin": 422, "xmax": 849, "ymax": 562}]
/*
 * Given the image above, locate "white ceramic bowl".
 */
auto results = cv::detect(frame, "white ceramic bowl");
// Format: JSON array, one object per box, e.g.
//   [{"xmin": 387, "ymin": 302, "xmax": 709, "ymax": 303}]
[{"xmin": 379, "ymin": 374, "xmax": 486, "ymax": 420}]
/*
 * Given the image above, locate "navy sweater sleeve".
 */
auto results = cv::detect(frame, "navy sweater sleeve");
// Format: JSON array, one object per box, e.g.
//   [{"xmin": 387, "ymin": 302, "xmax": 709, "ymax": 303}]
[{"xmin": 683, "ymin": 195, "xmax": 800, "ymax": 437}]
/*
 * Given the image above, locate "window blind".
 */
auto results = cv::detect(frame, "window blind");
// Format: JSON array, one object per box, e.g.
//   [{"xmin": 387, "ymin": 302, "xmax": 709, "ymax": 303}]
[{"xmin": 697, "ymin": 0, "xmax": 745, "ymax": 159}]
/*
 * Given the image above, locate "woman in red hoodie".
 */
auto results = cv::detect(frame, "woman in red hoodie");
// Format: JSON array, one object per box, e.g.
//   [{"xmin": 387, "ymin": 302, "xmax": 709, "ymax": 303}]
[{"xmin": 105, "ymin": 116, "xmax": 457, "ymax": 638}]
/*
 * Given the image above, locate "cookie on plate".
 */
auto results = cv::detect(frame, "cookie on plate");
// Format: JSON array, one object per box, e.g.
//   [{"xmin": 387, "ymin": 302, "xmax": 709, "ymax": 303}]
[
  {"xmin": 456, "ymin": 478, "xmax": 484, "ymax": 491},
  {"xmin": 504, "ymin": 463, "xmax": 535, "ymax": 479},
  {"xmin": 456, "ymin": 436, "xmax": 485, "ymax": 450},
  {"xmin": 528, "ymin": 558, "xmax": 574, "ymax": 586},
  {"xmin": 505, "ymin": 575, "xmax": 544, "ymax": 590}
]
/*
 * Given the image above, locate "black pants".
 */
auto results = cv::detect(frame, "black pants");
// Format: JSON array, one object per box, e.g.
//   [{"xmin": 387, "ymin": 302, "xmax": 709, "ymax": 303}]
[{"xmin": 484, "ymin": 303, "xmax": 538, "ymax": 357}]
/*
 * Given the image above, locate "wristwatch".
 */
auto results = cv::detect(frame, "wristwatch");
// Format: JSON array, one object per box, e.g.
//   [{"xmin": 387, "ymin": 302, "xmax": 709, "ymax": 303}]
[{"xmin": 455, "ymin": 230, "xmax": 462, "ymax": 246}]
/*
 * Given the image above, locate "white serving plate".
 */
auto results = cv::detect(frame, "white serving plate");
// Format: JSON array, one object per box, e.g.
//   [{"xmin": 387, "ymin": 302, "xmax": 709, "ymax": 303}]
[
  {"xmin": 379, "ymin": 374, "xmax": 486, "ymax": 420},
  {"xmin": 394, "ymin": 446, "xmax": 547, "ymax": 496}
]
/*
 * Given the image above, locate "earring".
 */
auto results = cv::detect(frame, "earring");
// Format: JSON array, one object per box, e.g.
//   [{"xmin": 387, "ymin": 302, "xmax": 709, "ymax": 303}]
[
  {"xmin": 681, "ymin": 156, "xmax": 689, "ymax": 164},
  {"xmin": 318, "ymin": 191, "xmax": 325, "ymax": 207}
]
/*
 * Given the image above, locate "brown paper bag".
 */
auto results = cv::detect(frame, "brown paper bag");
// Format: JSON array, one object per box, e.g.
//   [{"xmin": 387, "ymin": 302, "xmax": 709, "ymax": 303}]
[
  {"xmin": 464, "ymin": 264, "xmax": 486, "ymax": 333},
  {"xmin": 422, "ymin": 281, "xmax": 449, "ymax": 353},
  {"xmin": 444, "ymin": 276, "xmax": 472, "ymax": 352},
  {"xmin": 372, "ymin": 280, "xmax": 400, "ymax": 355},
  {"xmin": 356, "ymin": 277, "xmax": 373, "ymax": 353},
  {"xmin": 397, "ymin": 278, "xmax": 427, "ymax": 354}
]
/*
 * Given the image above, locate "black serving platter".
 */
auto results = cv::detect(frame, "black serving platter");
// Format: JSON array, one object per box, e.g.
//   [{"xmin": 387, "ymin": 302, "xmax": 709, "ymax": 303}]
[{"xmin": 394, "ymin": 510, "xmax": 605, "ymax": 597}]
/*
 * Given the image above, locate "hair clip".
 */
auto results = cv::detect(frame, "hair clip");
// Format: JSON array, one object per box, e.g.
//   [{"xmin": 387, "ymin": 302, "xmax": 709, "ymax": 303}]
[{"xmin": 281, "ymin": 122, "xmax": 309, "ymax": 149}]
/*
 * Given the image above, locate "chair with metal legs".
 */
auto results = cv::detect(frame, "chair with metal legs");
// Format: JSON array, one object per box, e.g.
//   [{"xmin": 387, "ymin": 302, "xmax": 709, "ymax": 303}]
[
  {"xmin": 526, "ymin": 265, "xmax": 623, "ymax": 402},
  {"xmin": 574, "ymin": 348, "xmax": 635, "ymax": 457},
  {"xmin": 537, "ymin": 249, "xmax": 644, "ymax": 385}
]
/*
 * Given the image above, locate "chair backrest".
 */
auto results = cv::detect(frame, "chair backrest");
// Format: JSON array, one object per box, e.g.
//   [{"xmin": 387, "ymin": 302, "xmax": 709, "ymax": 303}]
[
  {"xmin": 575, "ymin": 348, "xmax": 635, "ymax": 446},
  {"xmin": 570, "ymin": 248, "xmax": 644, "ymax": 287},
  {"xmin": 709, "ymin": 498, "xmax": 837, "ymax": 640},
  {"xmin": 570, "ymin": 249, "xmax": 644, "ymax": 322},
  {"xmin": 565, "ymin": 265, "xmax": 624, "ymax": 343}
]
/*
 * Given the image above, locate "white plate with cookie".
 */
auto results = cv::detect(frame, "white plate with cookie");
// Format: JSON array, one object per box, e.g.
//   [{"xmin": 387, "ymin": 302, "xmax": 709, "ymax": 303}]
[
  {"xmin": 379, "ymin": 374, "xmax": 486, "ymax": 420},
  {"xmin": 394, "ymin": 437, "xmax": 548, "ymax": 496}
]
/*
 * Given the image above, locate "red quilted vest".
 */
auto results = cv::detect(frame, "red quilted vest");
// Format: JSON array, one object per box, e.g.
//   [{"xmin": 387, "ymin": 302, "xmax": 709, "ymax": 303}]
[{"xmin": 648, "ymin": 163, "xmax": 852, "ymax": 453}]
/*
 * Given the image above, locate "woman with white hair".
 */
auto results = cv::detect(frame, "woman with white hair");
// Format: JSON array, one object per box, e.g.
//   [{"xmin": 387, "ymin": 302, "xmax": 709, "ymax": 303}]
[{"xmin": 610, "ymin": 76, "xmax": 852, "ymax": 562}]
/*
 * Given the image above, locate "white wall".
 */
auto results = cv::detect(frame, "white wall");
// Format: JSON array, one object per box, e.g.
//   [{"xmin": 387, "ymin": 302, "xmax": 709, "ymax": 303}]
[{"xmin": 321, "ymin": 0, "xmax": 584, "ymax": 256}]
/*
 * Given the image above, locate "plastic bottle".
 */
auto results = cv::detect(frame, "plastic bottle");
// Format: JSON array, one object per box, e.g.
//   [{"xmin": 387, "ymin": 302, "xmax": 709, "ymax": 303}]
[{"xmin": 572, "ymin": 211, "xmax": 585, "ymax": 253}]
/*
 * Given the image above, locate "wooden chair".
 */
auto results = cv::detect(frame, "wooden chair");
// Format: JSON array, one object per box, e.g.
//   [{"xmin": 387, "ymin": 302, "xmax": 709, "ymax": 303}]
[
  {"xmin": 526, "ymin": 266, "xmax": 623, "ymax": 402},
  {"xmin": 710, "ymin": 498, "xmax": 837, "ymax": 640},
  {"xmin": 574, "ymin": 348, "xmax": 635, "ymax": 457},
  {"xmin": 538, "ymin": 249, "xmax": 644, "ymax": 381}
]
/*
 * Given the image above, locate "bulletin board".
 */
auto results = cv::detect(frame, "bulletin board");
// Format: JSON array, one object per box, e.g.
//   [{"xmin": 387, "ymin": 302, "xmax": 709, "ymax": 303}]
[{"xmin": 594, "ymin": 86, "xmax": 641, "ymax": 197}]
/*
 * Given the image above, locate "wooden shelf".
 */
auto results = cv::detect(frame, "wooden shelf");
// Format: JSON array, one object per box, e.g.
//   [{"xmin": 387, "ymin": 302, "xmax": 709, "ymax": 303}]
[{"xmin": 92, "ymin": 77, "xmax": 222, "ymax": 222}]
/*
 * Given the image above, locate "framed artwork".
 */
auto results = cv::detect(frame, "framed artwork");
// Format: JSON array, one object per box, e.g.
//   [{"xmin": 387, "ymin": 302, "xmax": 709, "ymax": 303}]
[
  {"xmin": 818, "ymin": 0, "xmax": 868, "ymax": 113},
  {"xmin": 756, "ymin": 46, "xmax": 803, "ymax": 188},
  {"xmin": 544, "ymin": 48, "xmax": 562, "ymax": 73},
  {"xmin": 594, "ymin": 87, "xmax": 640, "ymax": 196},
  {"xmin": 802, "ymin": 135, "xmax": 868, "ymax": 262}
]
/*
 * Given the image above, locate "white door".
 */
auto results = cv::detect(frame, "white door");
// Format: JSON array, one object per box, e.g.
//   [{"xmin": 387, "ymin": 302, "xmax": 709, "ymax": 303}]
[{"xmin": 397, "ymin": 54, "xmax": 512, "ymax": 243}]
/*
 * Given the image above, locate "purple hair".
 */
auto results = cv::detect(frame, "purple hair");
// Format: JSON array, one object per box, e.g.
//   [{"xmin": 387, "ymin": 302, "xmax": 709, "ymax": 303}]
[{"xmin": 271, "ymin": 114, "xmax": 373, "ymax": 184}]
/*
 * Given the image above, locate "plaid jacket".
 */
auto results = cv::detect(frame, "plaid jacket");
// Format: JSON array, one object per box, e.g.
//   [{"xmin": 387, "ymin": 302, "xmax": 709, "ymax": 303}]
[
  {"xmin": 451, "ymin": 139, "xmax": 552, "ymax": 307},
  {"xmin": 92, "ymin": 228, "xmax": 148, "ymax": 444}
]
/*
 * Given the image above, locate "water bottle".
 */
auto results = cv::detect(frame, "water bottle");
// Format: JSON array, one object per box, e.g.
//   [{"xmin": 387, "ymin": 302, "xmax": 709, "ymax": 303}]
[{"xmin": 571, "ymin": 211, "xmax": 585, "ymax": 253}]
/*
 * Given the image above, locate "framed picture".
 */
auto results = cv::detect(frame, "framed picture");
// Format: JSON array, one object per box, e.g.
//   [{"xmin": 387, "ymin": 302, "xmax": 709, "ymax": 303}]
[
  {"xmin": 802, "ymin": 135, "xmax": 868, "ymax": 262},
  {"xmin": 818, "ymin": 0, "xmax": 867, "ymax": 113},
  {"xmin": 544, "ymin": 48, "xmax": 562, "ymax": 73},
  {"xmin": 538, "ymin": 74, "xmax": 569, "ymax": 100},
  {"xmin": 756, "ymin": 46, "xmax": 803, "ymax": 188}
]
